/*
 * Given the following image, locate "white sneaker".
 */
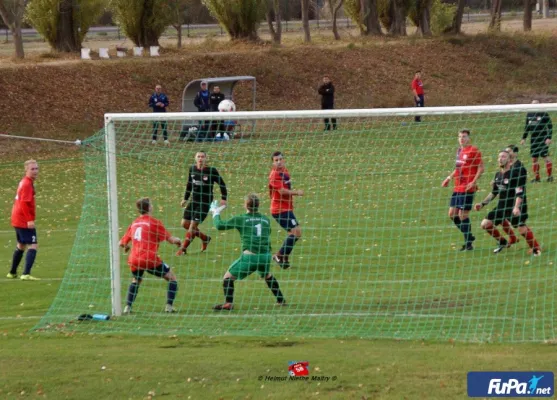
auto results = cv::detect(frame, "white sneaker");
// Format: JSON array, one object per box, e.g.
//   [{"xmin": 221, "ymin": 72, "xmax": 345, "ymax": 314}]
[
  {"xmin": 123, "ymin": 305, "xmax": 131, "ymax": 314},
  {"xmin": 164, "ymin": 140, "xmax": 169, "ymax": 145},
  {"xmin": 151, "ymin": 140, "xmax": 157, "ymax": 144},
  {"xmin": 165, "ymin": 304, "xmax": 176, "ymax": 313}
]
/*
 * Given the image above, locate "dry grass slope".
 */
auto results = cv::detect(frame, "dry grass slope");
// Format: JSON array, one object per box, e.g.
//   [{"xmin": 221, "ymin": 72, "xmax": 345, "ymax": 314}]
[{"xmin": 1, "ymin": 34, "xmax": 557, "ymax": 159}]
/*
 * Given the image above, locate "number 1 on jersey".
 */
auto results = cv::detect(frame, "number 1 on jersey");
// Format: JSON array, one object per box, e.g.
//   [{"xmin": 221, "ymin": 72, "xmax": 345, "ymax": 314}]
[{"xmin": 254, "ymin": 224, "xmax": 262, "ymax": 237}]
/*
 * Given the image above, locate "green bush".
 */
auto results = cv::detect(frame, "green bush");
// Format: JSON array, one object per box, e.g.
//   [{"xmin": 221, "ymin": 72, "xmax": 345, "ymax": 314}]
[{"xmin": 430, "ymin": 0, "xmax": 456, "ymax": 35}]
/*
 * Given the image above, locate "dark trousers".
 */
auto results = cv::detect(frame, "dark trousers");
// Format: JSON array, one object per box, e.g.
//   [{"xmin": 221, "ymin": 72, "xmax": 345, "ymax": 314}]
[
  {"xmin": 152, "ymin": 121, "xmax": 168, "ymax": 140},
  {"xmin": 414, "ymin": 94, "xmax": 424, "ymax": 122},
  {"xmin": 324, "ymin": 118, "xmax": 337, "ymax": 130},
  {"xmin": 210, "ymin": 121, "xmax": 224, "ymax": 138},
  {"xmin": 322, "ymin": 105, "xmax": 336, "ymax": 130}
]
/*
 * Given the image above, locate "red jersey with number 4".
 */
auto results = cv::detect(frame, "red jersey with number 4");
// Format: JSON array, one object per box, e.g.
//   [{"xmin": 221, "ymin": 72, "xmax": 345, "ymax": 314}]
[
  {"xmin": 454, "ymin": 145, "xmax": 483, "ymax": 193},
  {"xmin": 269, "ymin": 168, "xmax": 293, "ymax": 214},
  {"xmin": 120, "ymin": 215, "xmax": 171, "ymax": 270},
  {"xmin": 11, "ymin": 176, "xmax": 36, "ymax": 228},
  {"xmin": 411, "ymin": 78, "xmax": 424, "ymax": 95}
]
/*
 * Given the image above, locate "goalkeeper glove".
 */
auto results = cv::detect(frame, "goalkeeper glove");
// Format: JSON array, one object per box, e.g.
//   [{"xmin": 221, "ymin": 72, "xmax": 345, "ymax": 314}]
[{"xmin": 210, "ymin": 200, "xmax": 226, "ymax": 217}]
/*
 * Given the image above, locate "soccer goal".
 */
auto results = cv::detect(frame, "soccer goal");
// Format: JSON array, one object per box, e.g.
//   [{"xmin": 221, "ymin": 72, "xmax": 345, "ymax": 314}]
[{"xmin": 36, "ymin": 103, "xmax": 557, "ymax": 342}]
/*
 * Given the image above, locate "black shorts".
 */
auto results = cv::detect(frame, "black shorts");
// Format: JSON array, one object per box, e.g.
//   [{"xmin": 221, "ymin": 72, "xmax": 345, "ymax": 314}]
[
  {"xmin": 183, "ymin": 201, "xmax": 210, "ymax": 223},
  {"xmin": 449, "ymin": 192, "xmax": 475, "ymax": 211},
  {"xmin": 132, "ymin": 263, "xmax": 170, "ymax": 279},
  {"xmin": 272, "ymin": 211, "xmax": 300, "ymax": 231},
  {"xmin": 531, "ymin": 143, "xmax": 549, "ymax": 158},
  {"xmin": 486, "ymin": 207, "xmax": 528, "ymax": 227},
  {"xmin": 15, "ymin": 228, "xmax": 37, "ymax": 245}
]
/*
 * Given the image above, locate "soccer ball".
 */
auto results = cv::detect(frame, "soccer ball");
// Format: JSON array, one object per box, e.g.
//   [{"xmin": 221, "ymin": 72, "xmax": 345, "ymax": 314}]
[
  {"xmin": 188, "ymin": 126, "xmax": 198, "ymax": 134},
  {"xmin": 215, "ymin": 132, "xmax": 230, "ymax": 141},
  {"xmin": 218, "ymin": 99, "xmax": 236, "ymax": 113}
]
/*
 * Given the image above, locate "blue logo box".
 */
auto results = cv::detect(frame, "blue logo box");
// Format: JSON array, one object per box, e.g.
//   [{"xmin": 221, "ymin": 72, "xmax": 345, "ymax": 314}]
[{"xmin": 468, "ymin": 372, "xmax": 554, "ymax": 397}]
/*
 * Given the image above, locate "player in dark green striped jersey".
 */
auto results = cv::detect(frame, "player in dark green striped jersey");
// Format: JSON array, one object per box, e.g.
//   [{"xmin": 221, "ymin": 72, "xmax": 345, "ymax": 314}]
[{"xmin": 210, "ymin": 194, "xmax": 286, "ymax": 311}]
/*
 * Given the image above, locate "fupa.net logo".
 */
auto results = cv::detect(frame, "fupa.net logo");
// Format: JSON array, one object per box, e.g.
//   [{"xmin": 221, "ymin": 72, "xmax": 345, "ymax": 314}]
[{"xmin": 468, "ymin": 372, "xmax": 554, "ymax": 397}]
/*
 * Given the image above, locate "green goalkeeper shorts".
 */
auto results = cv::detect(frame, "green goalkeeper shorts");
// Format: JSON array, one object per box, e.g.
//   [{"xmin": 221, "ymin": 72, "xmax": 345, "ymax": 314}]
[{"xmin": 228, "ymin": 252, "xmax": 272, "ymax": 280}]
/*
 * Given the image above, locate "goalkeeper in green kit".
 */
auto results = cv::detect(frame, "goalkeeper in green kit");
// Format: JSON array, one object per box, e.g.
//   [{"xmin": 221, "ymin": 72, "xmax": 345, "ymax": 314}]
[{"xmin": 210, "ymin": 194, "xmax": 287, "ymax": 311}]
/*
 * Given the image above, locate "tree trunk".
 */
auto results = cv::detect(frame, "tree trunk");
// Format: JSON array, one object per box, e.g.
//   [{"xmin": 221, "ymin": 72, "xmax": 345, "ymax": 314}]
[
  {"xmin": 523, "ymin": 0, "xmax": 535, "ymax": 31},
  {"xmin": 301, "ymin": 0, "xmax": 311, "ymax": 42},
  {"xmin": 359, "ymin": 0, "xmax": 367, "ymax": 35},
  {"xmin": 417, "ymin": 0, "xmax": 432, "ymax": 36},
  {"xmin": 488, "ymin": 0, "xmax": 503, "ymax": 31},
  {"xmin": 173, "ymin": 24, "xmax": 182, "ymax": 48},
  {"xmin": 331, "ymin": 0, "xmax": 344, "ymax": 39},
  {"xmin": 389, "ymin": 0, "xmax": 407, "ymax": 35},
  {"xmin": 446, "ymin": 0, "xmax": 466, "ymax": 34},
  {"xmin": 266, "ymin": 0, "xmax": 282, "ymax": 44},
  {"xmin": 365, "ymin": 0, "xmax": 382, "ymax": 35},
  {"xmin": 0, "ymin": 0, "xmax": 25, "ymax": 58},
  {"xmin": 55, "ymin": 0, "xmax": 80, "ymax": 52}
]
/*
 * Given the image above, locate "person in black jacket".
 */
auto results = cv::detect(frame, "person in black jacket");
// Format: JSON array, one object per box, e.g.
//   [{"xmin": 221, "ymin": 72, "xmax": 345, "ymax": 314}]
[
  {"xmin": 318, "ymin": 75, "xmax": 336, "ymax": 131},
  {"xmin": 193, "ymin": 81, "xmax": 211, "ymax": 139},
  {"xmin": 148, "ymin": 84, "xmax": 169, "ymax": 144},
  {"xmin": 209, "ymin": 86, "xmax": 226, "ymax": 138},
  {"xmin": 521, "ymin": 100, "xmax": 553, "ymax": 183}
]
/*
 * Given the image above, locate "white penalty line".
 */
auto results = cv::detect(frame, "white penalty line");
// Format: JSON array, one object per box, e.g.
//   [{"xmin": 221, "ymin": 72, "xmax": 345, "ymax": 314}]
[
  {"xmin": 0, "ymin": 277, "xmax": 547, "ymax": 284},
  {"xmin": 0, "ymin": 311, "xmax": 523, "ymax": 322}
]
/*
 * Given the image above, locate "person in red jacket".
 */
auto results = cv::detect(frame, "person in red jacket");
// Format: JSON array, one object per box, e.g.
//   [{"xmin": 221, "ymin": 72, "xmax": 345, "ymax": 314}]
[
  {"xmin": 8, "ymin": 160, "xmax": 41, "ymax": 281},
  {"xmin": 411, "ymin": 70, "xmax": 425, "ymax": 122}
]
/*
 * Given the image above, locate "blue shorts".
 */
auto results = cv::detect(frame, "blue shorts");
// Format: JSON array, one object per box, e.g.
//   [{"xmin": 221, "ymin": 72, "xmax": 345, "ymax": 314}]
[
  {"xmin": 15, "ymin": 228, "xmax": 37, "ymax": 245},
  {"xmin": 449, "ymin": 192, "xmax": 475, "ymax": 211},
  {"xmin": 132, "ymin": 263, "xmax": 170, "ymax": 280},
  {"xmin": 272, "ymin": 211, "xmax": 299, "ymax": 231}
]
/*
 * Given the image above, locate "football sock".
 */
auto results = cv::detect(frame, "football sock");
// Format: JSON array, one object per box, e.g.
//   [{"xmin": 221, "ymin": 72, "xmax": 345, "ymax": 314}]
[
  {"xmin": 23, "ymin": 249, "xmax": 37, "ymax": 275},
  {"xmin": 265, "ymin": 276, "xmax": 285, "ymax": 303},
  {"xmin": 459, "ymin": 218, "xmax": 472, "ymax": 243},
  {"xmin": 501, "ymin": 220, "xmax": 517, "ymax": 243},
  {"xmin": 546, "ymin": 161, "xmax": 552, "ymax": 177},
  {"xmin": 182, "ymin": 232, "xmax": 193, "ymax": 250},
  {"xmin": 486, "ymin": 226, "xmax": 504, "ymax": 242},
  {"xmin": 452, "ymin": 216, "xmax": 462, "ymax": 229},
  {"xmin": 533, "ymin": 163, "xmax": 540, "ymax": 179},
  {"xmin": 10, "ymin": 248, "xmax": 24, "ymax": 274},
  {"xmin": 223, "ymin": 278, "xmax": 235, "ymax": 304},
  {"xmin": 280, "ymin": 235, "xmax": 299, "ymax": 256},
  {"xmin": 167, "ymin": 280, "xmax": 178, "ymax": 305},
  {"xmin": 196, "ymin": 230, "xmax": 208, "ymax": 242},
  {"xmin": 523, "ymin": 227, "xmax": 540, "ymax": 249},
  {"xmin": 127, "ymin": 282, "xmax": 140, "ymax": 306}
]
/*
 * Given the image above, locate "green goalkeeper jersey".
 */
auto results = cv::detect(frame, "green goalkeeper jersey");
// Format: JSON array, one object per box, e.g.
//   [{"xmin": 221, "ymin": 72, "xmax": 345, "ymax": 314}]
[{"xmin": 213, "ymin": 212, "xmax": 271, "ymax": 254}]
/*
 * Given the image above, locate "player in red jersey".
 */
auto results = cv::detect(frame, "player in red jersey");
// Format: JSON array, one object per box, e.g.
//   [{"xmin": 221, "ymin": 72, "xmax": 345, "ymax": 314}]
[
  {"xmin": 442, "ymin": 129, "xmax": 485, "ymax": 251},
  {"xmin": 120, "ymin": 198, "xmax": 182, "ymax": 314},
  {"xmin": 8, "ymin": 160, "xmax": 41, "ymax": 281},
  {"xmin": 268, "ymin": 152, "xmax": 304, "ymax": 269}
]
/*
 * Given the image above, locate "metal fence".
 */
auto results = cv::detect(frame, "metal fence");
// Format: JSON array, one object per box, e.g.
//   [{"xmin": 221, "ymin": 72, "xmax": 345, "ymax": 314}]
[{"xmin": 1, "ymin": 12, "xmax": 555, "ymax": 43}]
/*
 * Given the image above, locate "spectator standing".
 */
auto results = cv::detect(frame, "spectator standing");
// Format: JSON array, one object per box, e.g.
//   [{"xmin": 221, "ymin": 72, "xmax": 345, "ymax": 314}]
[
  {"xmin": 194, "ymin": 80, "xmax": 211, "ymax": 139},
  {"xmin": 148, "ymin": 84, "xmax": 169, "ymax": 144},
  {"xmin": 210, "ymin": 86, "xmax": 226, "ymax": 137},
  {"xmin": 411, "ymin": 71, "xmax": 424, "ymax": 122},
  {"xmin": 318, "ymin": 75, "xmax": 336, "ymax": 131}
]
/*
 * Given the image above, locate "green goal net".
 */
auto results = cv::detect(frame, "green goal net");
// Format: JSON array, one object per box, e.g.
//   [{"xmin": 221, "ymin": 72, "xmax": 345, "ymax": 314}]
[{"xmin": 35, "ymin": 105, "xmax": 557, "ymax": 342}]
